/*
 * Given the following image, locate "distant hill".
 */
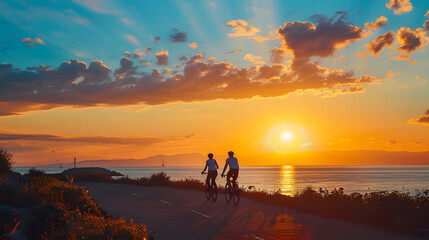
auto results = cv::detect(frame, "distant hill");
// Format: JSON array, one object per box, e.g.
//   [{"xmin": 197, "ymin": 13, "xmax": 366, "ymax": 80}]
[{"xmin": 38, "ymin": 150, "xmax": 429, "ymax": 167}]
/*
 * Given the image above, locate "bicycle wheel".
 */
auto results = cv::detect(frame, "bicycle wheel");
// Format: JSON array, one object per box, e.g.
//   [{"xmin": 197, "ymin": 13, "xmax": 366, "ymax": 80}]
[
  {"xmin": 224, "ymin": 183, "xmax": 232, "ymax": 203},
  {"xmin": 232, "ymin": 186, "xmax": 240, "ymax": 206},
  {"xmin": 211, "ymin": 184, "xmax": 218, "ymax": 202},
  {"xmin": 205, "ymin": 183, "xmax": 211, "ymax": 200}
]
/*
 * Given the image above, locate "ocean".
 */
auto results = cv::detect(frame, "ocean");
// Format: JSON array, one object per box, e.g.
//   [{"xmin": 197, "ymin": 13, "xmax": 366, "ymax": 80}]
[{"xmin": 12, "ymin": 165, "xmax": 429, "ymax": 196}]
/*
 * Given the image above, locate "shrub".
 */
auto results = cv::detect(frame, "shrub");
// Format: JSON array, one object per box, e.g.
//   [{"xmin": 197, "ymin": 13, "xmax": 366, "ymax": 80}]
[
  {"xmin": 0, "ymin": 148, "xmax": 13, "ymax": 174},
  {"xmin": 24, "ymin": 167, "xmax": 47, "ymax": 177},
  {"xmin": 72, "ymin": 213, "xmax": 147, "ymax": 239}
]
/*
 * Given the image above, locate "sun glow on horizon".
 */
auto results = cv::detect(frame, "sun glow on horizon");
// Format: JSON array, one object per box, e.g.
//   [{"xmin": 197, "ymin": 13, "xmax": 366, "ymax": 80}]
[{"xmin": 265, "ymin": 125, "xmax": 306, "ymax": 153}]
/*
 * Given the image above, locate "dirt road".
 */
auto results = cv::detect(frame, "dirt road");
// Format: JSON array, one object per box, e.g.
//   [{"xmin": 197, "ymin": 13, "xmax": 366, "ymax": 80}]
[{"xmin": 85, "ymin": 182, "xmax": 420, "ymax": 240}]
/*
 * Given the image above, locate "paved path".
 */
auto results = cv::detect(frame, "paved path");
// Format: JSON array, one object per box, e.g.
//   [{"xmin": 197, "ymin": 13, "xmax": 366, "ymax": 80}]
[{"xmin": 84, "ymin": 182, "xmax": 420, "ymax": 240}]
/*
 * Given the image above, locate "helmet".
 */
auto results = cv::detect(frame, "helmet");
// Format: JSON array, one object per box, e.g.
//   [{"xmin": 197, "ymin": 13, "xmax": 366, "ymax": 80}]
[
  {"xmin": 228, "ymin": 151, "xmax": 234, "ymax": 155},
  {"xmin": 208, "ymin": 153, "xmax": 214, "ymax": 158}
]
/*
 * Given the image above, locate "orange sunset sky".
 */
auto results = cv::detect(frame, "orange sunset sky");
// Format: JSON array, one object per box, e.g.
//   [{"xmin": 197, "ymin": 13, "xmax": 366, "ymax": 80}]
[{"xmin": 0, "ymin": 0, "xmax": 428, "ymax": 166}]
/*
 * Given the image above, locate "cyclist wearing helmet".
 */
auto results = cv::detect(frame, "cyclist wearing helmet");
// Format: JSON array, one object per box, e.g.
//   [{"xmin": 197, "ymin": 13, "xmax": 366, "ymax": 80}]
[
  {"xmin": 221, "ymin": 151, "xmax": 239, "ymax": 183},
  {"xmin": 201, "ymin": 153, "xmax": 219, "ymax": 187}
]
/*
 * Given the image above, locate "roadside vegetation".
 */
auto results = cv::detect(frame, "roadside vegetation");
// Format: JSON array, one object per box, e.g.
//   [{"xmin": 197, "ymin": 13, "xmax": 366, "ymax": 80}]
[{"xmin": 0, "ymin": 149, "xmax": 148, "ymax": 240}]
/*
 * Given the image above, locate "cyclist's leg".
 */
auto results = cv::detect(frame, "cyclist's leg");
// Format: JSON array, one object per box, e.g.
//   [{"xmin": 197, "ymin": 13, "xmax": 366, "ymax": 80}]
[
  {"xmin": 231, "ymin": 169, "xmax": 239, "ymax": 186},
  {"xmin": 232, "ymin": 169, "xmax": 239, "ymax": 182},
  {"xmin": 226, "ymin": 169, "xmax": 233, "ymax": 183},
  {"xmin": 206, "ymin": 173, "xmax": 210, "ymax": 186},
  {"xmin": 212, "ymin": 171, "xmax": 218, "ymax": 188}
]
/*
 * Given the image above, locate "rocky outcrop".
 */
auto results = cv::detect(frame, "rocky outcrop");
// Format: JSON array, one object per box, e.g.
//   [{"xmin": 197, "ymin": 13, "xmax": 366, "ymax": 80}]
[{"xmin": 60, "ymin": 167, "xmax": 123, "ymax": 176}]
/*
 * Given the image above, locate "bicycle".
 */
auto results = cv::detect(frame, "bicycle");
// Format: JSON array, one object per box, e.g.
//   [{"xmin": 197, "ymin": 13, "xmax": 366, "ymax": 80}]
[
  {"xmin": 202, "ymin": 172, "xmax": 218, "ymax": 202},
  {"xmin": 224, "ymin": 176, "xmax": 240, "ymax": 206}
]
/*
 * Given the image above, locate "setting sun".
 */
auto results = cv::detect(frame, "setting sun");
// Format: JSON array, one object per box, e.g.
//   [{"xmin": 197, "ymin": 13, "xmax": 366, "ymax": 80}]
[{"xmin": 280, "ymin": 131, "xmax": 294, "ymax": 142}]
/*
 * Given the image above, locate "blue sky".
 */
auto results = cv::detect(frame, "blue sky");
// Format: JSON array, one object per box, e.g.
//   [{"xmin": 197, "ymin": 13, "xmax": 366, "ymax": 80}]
[{"xmin": 2, "ymin": 0, "xmax": 428, "ymax": 71}]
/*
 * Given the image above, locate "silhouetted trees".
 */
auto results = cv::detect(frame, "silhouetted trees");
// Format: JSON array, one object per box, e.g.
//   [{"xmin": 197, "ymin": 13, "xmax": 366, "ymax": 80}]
[{"xmin": 0, "ymin": 148, "xmax": 13, "ymax": 174}]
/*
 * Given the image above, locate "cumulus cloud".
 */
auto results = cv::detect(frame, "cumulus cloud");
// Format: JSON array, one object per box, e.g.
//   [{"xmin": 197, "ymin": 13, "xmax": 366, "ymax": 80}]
[
  {"xmin": 277, "ymin": 14, "xmax": 364, "ymax": 59},
  {"xmin": 188, "ymin": 42, "xmax": 198, "ymax": 49},
  {"xmin": 365, "ymin": 16, "xmax": 388, "ymax": 30},
  {"xmin": 225, "ymin": 19, "xmax": 260, "ymax": 38},
  {"xmin": 0, "ymin": 132, "xmax": 196, "ymax": 145},
  {"xmin": 155, "ymin": 51, "xmax": 169, "ymax": 66},
  {"xmin": 365, "ymin": 32, "xmax": 395, "ymax": 56},
  {"xmin": 270, "ymin": 47, "xmax": 287, "ymax": 64},
  {"xmin": 408, "ymin": 109, "xmax": 429, "ymax": 124},
  {"xmin": 169, "ymin": 29, "xmax": 188, "ymax": 43},
  {"xmin": 154, "ymin": 36, "xmax": 161, "ymax": 43},
  {"xmin": 397, "ymin": 27, "xmax": 426, "ymax": 54},
  {"xmin": 425, "ymin": 10, "xmax": 429, "ymax": 17},
  {"xmin": 114, "ymin": 57, "xmax": 136, "ymax": 76},
  {"xmin": 126, "ymin": 34, "xmax": 140, "ymax": 45},
  {"xmin": 132, "ymin": 49, "xmax": 146, "ymax": 59},
  {"xmin": 243, "ymin": 54, "xmax": 266, "ymax": 65},
  {"xmin": 386, "ymin": 0, "xmax": 412, "ymax": 15},
  {"xmin": 22, "ymin": 37, "xmax": 44, "ymax": 47}
]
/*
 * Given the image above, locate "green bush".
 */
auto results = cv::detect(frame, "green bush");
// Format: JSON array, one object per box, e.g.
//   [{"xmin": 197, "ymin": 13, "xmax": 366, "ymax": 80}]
[{"xmin": 0, "ymin": 148, "xmax": 13, "ymax": 174}]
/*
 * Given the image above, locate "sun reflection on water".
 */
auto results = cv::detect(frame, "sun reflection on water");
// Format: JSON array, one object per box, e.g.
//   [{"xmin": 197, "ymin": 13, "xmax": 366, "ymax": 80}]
[{"xmin": 280, "ymin": 165, "xmax": 296, "ymax": 196}]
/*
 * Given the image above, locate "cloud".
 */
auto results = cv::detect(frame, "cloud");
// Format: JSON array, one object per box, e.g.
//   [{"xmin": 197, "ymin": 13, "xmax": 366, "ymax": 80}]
[
  {"xmin": 243, "ymin": 53, "xmax": 266, "ymax": 65},
  {"xmin": 367, "ymin": 31, "xmax": 395, "ymax": 56},
  {"xmin": 397, "ymin": 27, "xmax": 426, "ymax": 54},
  {"xmin": 225, "ymin": 50, "xmax": 243, "ymax": 54},
  {"xmin": 253, "ymin": 30, "xmax": 282, "ymax": 42},
  {"xmin": 0, "ymin": 52, "xmax": 379, "ymax": 116},
  {"xmin": 342, "ymin": 86, "xmax": 364, "ymax": 93},
  {"xmin": 120, "ymin": 18, "xmax": 133, "ymax": 26},
  {"xmin": 22, "ymin": 37, "xmax": 44, "ymax": 44},
  {"xmin": 22, "ymin": 37, "xmax": 44, "ymax": 47},
  {"xmin": 408, "ymin": 109, "xmax": 429, "ymax": 124},
  {"xmin": 154, "ymin": 36, "xmax": 161, "ymax": 43},
  {"xmin": 188, "ymin": 42, "xmax": 198, "ymax": 49},
  {"xmin": 270, "ymin": 47, "xmax": 287, "ymax": 64},
  {"xmin": 114, "ymin": 57, "xmax": 136, "ymax": 76},
  {"xmin": 224, "ymin": 19, "xmax": 260, "ymax": 38},
  {"xmin": 169, "ymin": 29, "xmax": 188, "ymax": 43},
  {"xmin": 155, "ymin": 51, "xmax": 169, "ymax": 66},
  {"xmin": 385, "ymin": 70, "xmax": 395, "ymax": 78},
  {"xmin": 73, "ymin": 0, "xmax": 114, "ymax": 14},
  {"xmin": 365, "ymin": 16, "xmax": 388, "ymax": 30},
  {"xmin": 386, "ymin": 0, "xmax": 412, "ymax": 15},
  {"xmin": 277, "ymin": 14, "xmax": 364, "ymax": 59},
  {"xmin": 0, "ymin": 132, "xmax": 196, "ymax": 145},
  {"xmin": 209, "ymin": 1, "xmax": 216, "ymax": 7},
  {"xmin": 126, "ymin": 34, "xmax": 140, "ymax": 45},
  {"xmin": 424, "ymin": 20, "xmax": 429, "ymax": 36},
  {"xmin": 426, "ymin": 10, "xmax": 429, "ymax": 17},
  {"xmin": 131, "ymin": 49, "xmax": 146, "ymax": 59}
]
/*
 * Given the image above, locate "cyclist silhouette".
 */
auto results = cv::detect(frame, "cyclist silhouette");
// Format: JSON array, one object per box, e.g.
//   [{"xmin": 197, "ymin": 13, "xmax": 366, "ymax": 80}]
[
  {"xmin": 201, "ymin": 153, "xmax": 219, "ymax": 188},
  {"xmin": 221, "ymin": 151, "xmax": 239, "ymax": 183}
]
